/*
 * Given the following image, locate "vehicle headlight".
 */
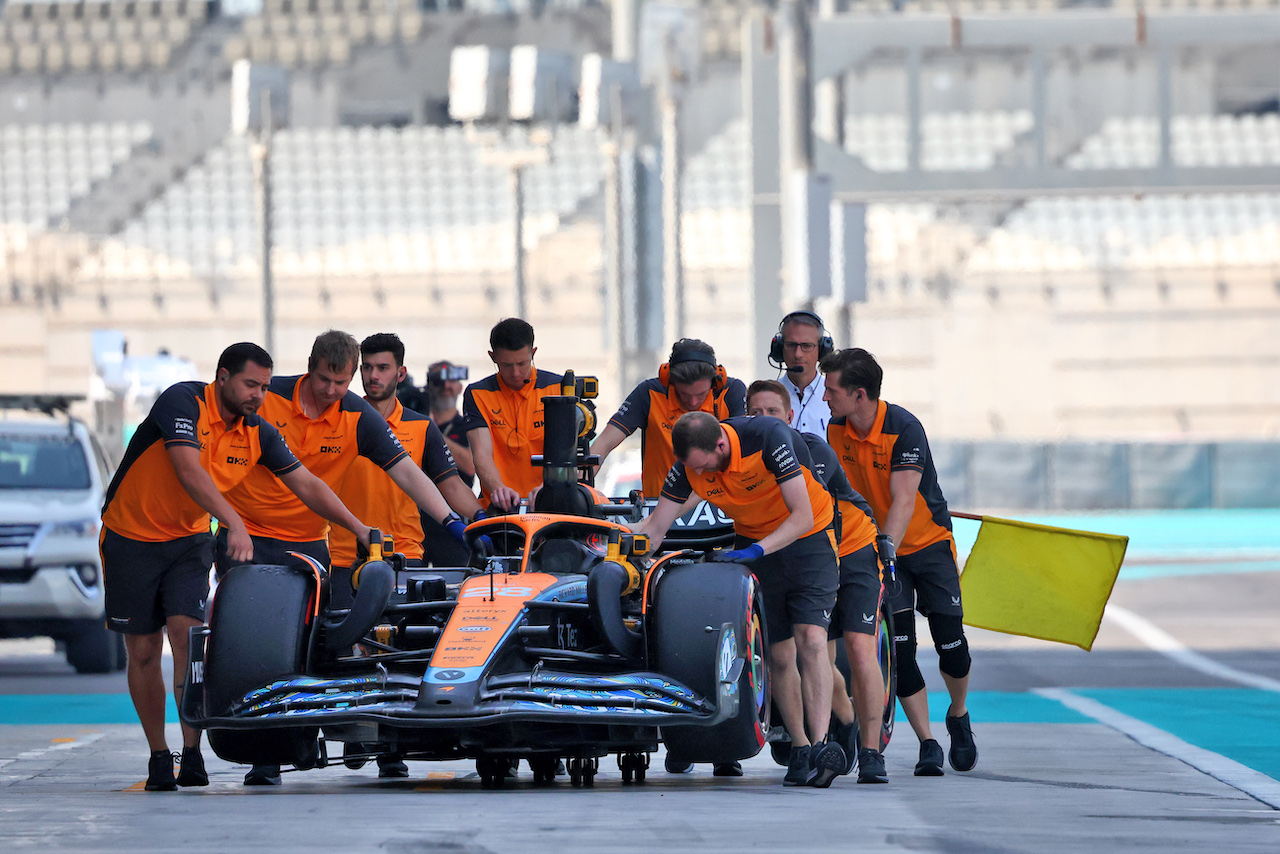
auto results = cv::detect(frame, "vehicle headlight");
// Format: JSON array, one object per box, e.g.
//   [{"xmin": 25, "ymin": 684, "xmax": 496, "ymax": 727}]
[{"xmin": 46, "ymin": 518, "xmax": 100, "ymax": 539}]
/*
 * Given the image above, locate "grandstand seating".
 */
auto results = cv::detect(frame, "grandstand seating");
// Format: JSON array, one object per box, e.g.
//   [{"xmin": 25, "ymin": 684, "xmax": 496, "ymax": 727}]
[
  {"xmin": 223, "ymin": 0, "xmax": 426, "ymax": 68},
  {"xmin": 0, "ymin": 0, "xmax": 206, "ymax": 75},
  {"xmin": 0, "ymin": 121, "xmax": 154, "ymax": 277},
  {"xmin": 843, "ymin": 111, "xmax": 1035, "ymax": 172},
  {"xmin": 1068, "ymin": 113, "xmax": 1280, "ymax": 170},
  {"xmin": 76, "ymin": 123, "xmax": 607, "ymax": 284}
]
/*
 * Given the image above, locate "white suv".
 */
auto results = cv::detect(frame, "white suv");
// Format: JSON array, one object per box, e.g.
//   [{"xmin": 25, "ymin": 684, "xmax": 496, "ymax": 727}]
[{"xmin": 0, "ymin": 395, "xmax": 125, "ymax": 673}]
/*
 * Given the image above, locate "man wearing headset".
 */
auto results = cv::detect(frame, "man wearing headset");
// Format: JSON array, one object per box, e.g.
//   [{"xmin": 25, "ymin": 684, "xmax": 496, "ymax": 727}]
[
  {"xmin": 590, "ymin": 338, "xmax": 747, "ymax": 499},
  {"xmin": 771, "ymin": 311, "xmax": 834, "ymax": 439}
]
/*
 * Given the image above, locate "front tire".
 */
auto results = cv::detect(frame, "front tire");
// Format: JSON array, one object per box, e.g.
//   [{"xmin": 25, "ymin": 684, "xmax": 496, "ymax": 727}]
[
  {"xmin": 653, "ymin": 562, "xmax": 769, "ymax": 764},
  {"xmin": 204, "ymin": 564, "xmax": 318, "ymax": 766}
]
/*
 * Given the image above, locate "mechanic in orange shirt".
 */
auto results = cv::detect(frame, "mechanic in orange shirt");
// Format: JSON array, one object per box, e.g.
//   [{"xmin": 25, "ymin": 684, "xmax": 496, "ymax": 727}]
[
  {"xmin": 747, "ymin": 380, "xmax": 888, "ymax": 784},
  {"xmin": 636, "ymin": 412, "xmax": 846, "ymax": 788},
  {"xmin": 590, "ymin": 339, "xmax": 747, "ymax": 498},
  {"xmin": 329, "ymin": 334, "xmax": 481, "ymax": 575},
  {"xmin": 460, "ymin": 318, "xmax": 562, "ymax": 511},
  {"xmin": 220, "ymin": 330, "xmax": 468, "ymax": 786},
  {"xmin": 822, "ymin": 347, "xmax": 977, "ymax": 777},
  {"xmin": 100, "ymin": 342, "xmax": 371, "ymax": 792}
]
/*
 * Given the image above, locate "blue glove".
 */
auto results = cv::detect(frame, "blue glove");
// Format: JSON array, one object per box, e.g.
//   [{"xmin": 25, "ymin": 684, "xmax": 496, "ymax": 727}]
[
  {"xmin": 443, "ymin": 513, "xmax": 468, "ymax": 544},
  {"xmin": 472, "ymin": 509, "xmax": 487, "ymax": 522},
  {"xmin": 711, "ymin": 543, "xmax": 764, "ymax": 564}
]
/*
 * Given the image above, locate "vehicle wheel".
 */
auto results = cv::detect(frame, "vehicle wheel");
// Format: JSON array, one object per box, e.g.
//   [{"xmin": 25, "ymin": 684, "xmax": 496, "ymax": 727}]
[
  {"xmin": 64, "ymin": 619, "xmax": 126, "ymax": 674},
  {"xmin": 530, "ymin": 756, "xmax": 558, "ymax": 786},
  {"xmin": 653, "ymin": 563, "xmax": 769, "ymax": 765},
  {"xmin": 878, "ymin": 602, "xmax": 897, "ymax": 752},
  {"xmin": 204, "ymin": 564, "xmax": 319, "ymax": 767}
]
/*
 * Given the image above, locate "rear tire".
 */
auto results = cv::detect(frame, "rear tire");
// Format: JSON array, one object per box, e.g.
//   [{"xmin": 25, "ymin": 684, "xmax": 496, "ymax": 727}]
[
  {"xmin": 653, "ymin": 562, "xmax": 768, "ymax": 764},
  {"xmin": 878, "ymin": 602, "xmax": 897, "ymax": 752},
  {"xmin": 64, "ymin": 620, "xmax": 126, "ymax": 674},
  {"xmin": 204, "ymin": 564, "xmax": 318, "ymax": 766}
]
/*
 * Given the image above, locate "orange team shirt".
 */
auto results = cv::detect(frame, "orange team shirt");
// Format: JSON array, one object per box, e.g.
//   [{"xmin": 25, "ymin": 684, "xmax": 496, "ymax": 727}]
[
  {"xmin": 459, "ymin": 368, "xmax": 562, "ymax": 506},
  {"xmin": 827, "ymin": 400, "xmax": 954, "ymax": 557},
  {"xmin": 329, "ymin": 400, "xmax": 460, "ymax": 568},
  {"xmin": 102, "ymin": 381, "xmax": 301, "ymax": 542},
  {"xmin": 224, "ymin": 374, "xmax": 407, "ymax": 542},
  {"xmin": 660, "ymin": 416, "xmax": 834, "ymax": 542},
  {"xmin": 800, "ymin": 432, "xmax": 879, "ymax": 562},
  {"xmin": 606, "ymin": 375, "xmax": 747, "ymax": 498}
]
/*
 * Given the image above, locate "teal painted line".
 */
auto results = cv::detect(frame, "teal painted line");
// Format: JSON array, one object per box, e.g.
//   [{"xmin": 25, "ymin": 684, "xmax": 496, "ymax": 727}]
[
  {"xmin": 1121, "ymin": 560, "xmax": 1280, "ymax": 581},
  {"xmin": 1077, "ymin": 688, "xmax": 1280, "ymax": 782},
  {"xmin": 0, "ymin": 693, "xmax": 176, "ymax": 726},
  {"xmin": 907, "ymin": 690, "xmax": 1093, "ymax": 725}
]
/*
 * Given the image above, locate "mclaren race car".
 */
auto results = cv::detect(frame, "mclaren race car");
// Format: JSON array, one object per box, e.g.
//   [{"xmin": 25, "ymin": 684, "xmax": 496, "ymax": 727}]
[{"xmin": 182, "ymin": 373, "xmax": 769, "ymax": 786}]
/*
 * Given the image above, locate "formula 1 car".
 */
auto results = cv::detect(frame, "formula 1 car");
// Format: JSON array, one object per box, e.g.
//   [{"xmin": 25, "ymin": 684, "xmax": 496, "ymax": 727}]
[{"xmin": 182, "ymin": 373, "xmax": 768, "ymax": 786}]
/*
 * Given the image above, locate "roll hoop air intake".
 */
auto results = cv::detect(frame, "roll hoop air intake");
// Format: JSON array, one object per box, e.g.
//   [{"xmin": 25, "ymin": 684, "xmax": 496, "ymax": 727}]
[{"xmin": 323, "ymin": 528, "xmax": 395, "ymax": 652}]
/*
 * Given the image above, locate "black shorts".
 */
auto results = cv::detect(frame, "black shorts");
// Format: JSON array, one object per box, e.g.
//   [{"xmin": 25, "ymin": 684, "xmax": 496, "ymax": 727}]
[
  {"xmin": 828, "ymin": 542, "xmax": 883, "ymax": 639},
  {"xmin": 102, "ymin": 528, "xmax": 214, "ymax": 635},
  {"xmin": 888, "ymin": 538, "xmax": 963, "ymax": 617},
  {"xmin": 737, "ymin": 529, "xmax": 838, "ymax": 644},
  {"xmin": 214, "ymin": 529, "xmax": 329, "ymax": 579}
]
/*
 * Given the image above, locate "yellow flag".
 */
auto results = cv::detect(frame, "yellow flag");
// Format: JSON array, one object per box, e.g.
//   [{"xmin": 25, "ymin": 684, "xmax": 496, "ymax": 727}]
[{"xmin": 958, "ymin": 517, "xmax": 1128, "ymax": 651}]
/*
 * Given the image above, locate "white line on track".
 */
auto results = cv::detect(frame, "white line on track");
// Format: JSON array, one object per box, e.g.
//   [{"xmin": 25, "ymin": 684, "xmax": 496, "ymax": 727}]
[
  {"xmin": 0, "ymin": 732, "xmax": 105, "ymax": 775},
  {"xmin": 1036, "ymin": 688, "xmax": 1280, "ymax": 810},
  {"xmin": 1104, "ymin": 604, "xmax": 1280, "ymax": 693}
]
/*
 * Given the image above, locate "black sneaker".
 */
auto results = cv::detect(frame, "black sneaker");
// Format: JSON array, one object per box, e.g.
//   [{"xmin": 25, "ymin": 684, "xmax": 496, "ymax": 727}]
[
  {"xmin": 144, "ymin": 750, "xmax": 177, "ymax": 791},
  {"xmin": 946, "ymin": 712, "xmax": 978, "ymax": 772},
  {"xmin": 664, "ymin": 755, "xmax": 693, "ymax": 774},
  {"xmin": 377, "ymin": 754, "xmax": 409, "ymax": 779},
  {"xmin": 712, "ymin": 761, "xmax": 743, "ymax": 777},
  {"xmin": 806, "ymin": 741, "xmax": 846, "ymax": 789},
  {"xmin": 783, "ymin": 745, "xmax": 811, "ymax": 786},
  {"xmin": 833, "ymin": 720, "xmax": 859, "ymax": 775},
  {"xmin": 243, "ymin": 764, "xmax": 282, "ymax": 786},
  {"xmin": 176, "ymin": 746, "xmax": 208, "ymax": 787},
  {"xmin": 857, "ymin": 748, "xmax": 888, "ymax": 784},
  {"xmin": 914, "ymin": 739, "xmax": 945, "ymax": 776}
]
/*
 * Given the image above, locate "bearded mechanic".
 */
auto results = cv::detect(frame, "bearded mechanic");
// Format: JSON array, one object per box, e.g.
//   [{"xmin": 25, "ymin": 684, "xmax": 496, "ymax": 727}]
[
  {"xmin": 221, "ymin": 330, "xmax": 469, "ymax": 786},
  {"xmin": 635, "ymin": 411, "xmax": 847, "ymax": 788},
  {"xmin": 821, "ymin": 347, "xmax": 977, "ymax": 777},
  {"xmin": 101, "ymin": 342, "xmax": 372, "ymax": 792}
]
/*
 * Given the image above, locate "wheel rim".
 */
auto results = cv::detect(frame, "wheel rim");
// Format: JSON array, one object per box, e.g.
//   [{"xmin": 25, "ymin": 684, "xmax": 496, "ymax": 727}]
[{"xmin": 747, "ymin": 599, "xmax": 769, "ymax": 741}]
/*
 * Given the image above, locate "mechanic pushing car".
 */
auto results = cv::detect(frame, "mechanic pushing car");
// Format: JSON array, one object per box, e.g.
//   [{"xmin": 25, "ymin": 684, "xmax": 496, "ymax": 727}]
[
  {"xmin": 589, "ymin": 338, "xmax": 747, "ymax": 499},
  {"xmin": 460, "ymin": 318, "xmax": 564, "ymax": 511},
  {"xmin": 100, "ymin": 342, "xmax": 372, "ymax": 792},
  {"xmin": 219, "ymin": 330, "xmax": 470, "ymax": 786},
  {"xmin": 635, "ymin": 411, "xmax": 848, "ymax": 787},
  {"xmin": 822, "ymin": 347, "xmax": 978, "ymax": 777},
  {"xmin": 747, "ymin": 380, "xmax": 889, "ymax": 784}
]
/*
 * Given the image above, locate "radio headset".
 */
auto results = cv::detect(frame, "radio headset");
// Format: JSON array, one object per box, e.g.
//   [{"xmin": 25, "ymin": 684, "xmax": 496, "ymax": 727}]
[
  {"xmin": 658, "ymin": 346, "xmax": 728, "ymax": 392},
  {"xmin": 768, "ymin": 310, "xmax": 834, "ymax": 373}
]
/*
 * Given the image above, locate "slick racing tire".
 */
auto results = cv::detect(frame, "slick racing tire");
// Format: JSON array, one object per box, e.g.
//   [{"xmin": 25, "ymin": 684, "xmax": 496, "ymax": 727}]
[
  {"xmin": 877, "ymin": 601, "xmax": 896, "ymax": 752},
  {"xmin": 204, "ymin": 564, "xmax": 319, "ymax": 767},
  {"xmin": 653, "ymin": 562, "xmax": 768, "ymax": 765}
]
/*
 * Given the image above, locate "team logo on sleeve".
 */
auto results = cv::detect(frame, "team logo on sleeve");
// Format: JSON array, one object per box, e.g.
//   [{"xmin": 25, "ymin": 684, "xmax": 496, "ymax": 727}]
[{"xmin": 173, "ymin": 417, "xmax": 195, "ymax": 439}]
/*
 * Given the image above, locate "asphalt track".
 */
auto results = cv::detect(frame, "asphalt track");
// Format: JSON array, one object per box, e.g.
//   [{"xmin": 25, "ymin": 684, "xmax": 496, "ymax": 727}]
[{"xmin": 2, "ymin": 510, "xmax": 1279, "ymax": 853}]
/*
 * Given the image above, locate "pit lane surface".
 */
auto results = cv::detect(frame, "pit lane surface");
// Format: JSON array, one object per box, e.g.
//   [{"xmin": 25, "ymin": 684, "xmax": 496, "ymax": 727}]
[{"xmin": 3, "ymin": 511, "xmax": 1279, "ymax": 853}]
